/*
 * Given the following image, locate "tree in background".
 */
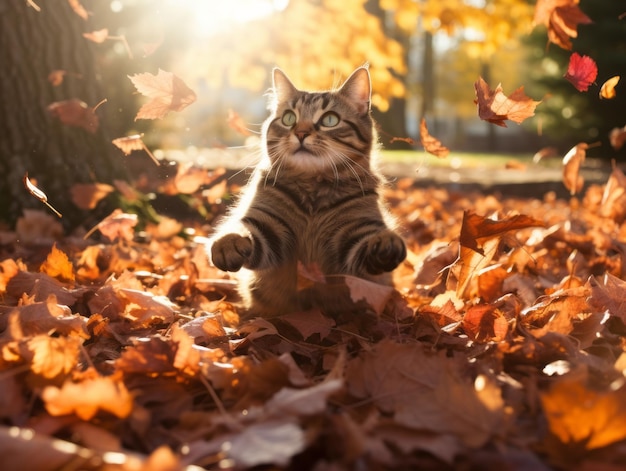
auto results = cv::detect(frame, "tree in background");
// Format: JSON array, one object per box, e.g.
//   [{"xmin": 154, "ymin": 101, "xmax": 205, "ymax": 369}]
[
  {"xmin": 527, "ymin": 0, "xmax": 626, "ymax": 160},
  {"xmin": 0, "ymin": 0, "xmax": 127, "ymax": 228}
]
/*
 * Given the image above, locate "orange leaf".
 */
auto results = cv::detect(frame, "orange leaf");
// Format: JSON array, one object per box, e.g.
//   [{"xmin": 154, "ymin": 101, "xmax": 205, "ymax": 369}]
[
  {"xmin": 419, "ymin": 118, "xmax": 449, "ymax": 158},
  {"xmin": 111, "ymin": 134, "xmax": 159, "ymax": 165},
  {"xmin": 533, "ymin": 0, "xmax": 592, "ymax": 50},
  {"xmin": 68, "ymin": 0, "xmax": 89, "ymax": 20},
  {"xmin": 47, "ymin": 98, "xmax": 99, "ymax": 134},
  {"xmin": 42, "ymin": 376, "xmax": 133, "ymax": 420},
  {"xmin": 562, "ymin": 142, "xmax": 588, "ymax": 195},
  {"xmin": 40, "ymin": 244, "xmax": 75, "ymax": 283},
  {"xmin": 474, "ymin": 77, "xmax": 540, "ymax": 128},
  {"xmin": 86, "ymin": 209, "xmax": 138, "ymax": 242},
  {"xmin": 82, "ymin": 28, "xmax": 109, "ymax": 43},
  {"xmin": 70, "ymin": 182, "xmax": 114, "ymax": 210},
  {"xmin": 600, "ymin": 75, "xmax": 620, "ymax": 99},
  {"xmin": 128, "ymin": 69, "xmax": 197, "ymax": 120}
]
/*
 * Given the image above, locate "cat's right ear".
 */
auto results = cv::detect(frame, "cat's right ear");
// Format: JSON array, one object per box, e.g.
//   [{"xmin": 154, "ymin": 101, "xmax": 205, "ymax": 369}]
[{"xmin": 272, "ymin": 68, "xmax": 298, "ymax": 103}]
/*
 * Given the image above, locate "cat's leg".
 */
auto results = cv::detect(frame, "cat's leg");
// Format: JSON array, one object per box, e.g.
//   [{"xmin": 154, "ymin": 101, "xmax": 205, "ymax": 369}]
[
  {"xmin": 210, "ymin": 232, "xmax": 253, "ymax": 272},
  {"xmin": 360, "ymin": 229, "xmax": 406, "ymax": 275}
]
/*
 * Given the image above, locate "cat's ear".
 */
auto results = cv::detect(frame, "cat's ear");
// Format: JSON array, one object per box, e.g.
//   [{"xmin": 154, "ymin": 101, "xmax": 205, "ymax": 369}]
[
  {"xmin": 272, "ymin": 68, "xmax": 298, "ymax": 102},
  {"xmin": 338, "ymin": 67, "xmax": 371, "ymax": 114}
]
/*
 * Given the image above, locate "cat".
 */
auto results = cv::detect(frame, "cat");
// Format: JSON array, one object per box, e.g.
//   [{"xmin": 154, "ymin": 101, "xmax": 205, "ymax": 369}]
[{"xmin": 208, "ymin": 65, "xmax": 406, "ymax": 316}]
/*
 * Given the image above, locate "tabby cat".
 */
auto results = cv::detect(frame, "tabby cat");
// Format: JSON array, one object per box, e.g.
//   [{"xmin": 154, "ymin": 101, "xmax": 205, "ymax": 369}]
[{"xmin": 209, "ymin": 66, "xmax": 406, "ymax": 316}]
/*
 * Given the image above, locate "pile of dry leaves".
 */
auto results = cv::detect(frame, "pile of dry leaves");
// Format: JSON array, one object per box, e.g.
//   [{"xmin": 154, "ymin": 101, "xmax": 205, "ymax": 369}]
[{"xmin": 2, "ymin": 157, "xmax": 626, "ymax": 470}]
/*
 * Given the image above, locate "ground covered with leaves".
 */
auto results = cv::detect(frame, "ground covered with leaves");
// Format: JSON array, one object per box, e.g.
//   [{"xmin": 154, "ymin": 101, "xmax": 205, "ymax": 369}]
[{"xmin": 2, "ymin": 160, "xmax": 626, "ymax": 471}]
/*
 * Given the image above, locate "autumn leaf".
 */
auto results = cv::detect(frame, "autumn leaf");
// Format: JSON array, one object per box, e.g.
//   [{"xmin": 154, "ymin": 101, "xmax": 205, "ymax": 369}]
[
  {"xmin": 47, "ymin": 98, "xmax": 99, "ymax": 134},
  {"xmin": 47, "ymin": 70, "xmax": 66, "ymax": 86},
  {"xmin": 40, "ymin": 244, "xmax": 75, "ymax": 283},
  {"xmin": 23, "ymin": 173, "xmax": 62, "ymax": 218},
  {"xmin": 111, "ymin": 134, "xmax": 159, "ymax": 165},
  {"xmin": 533, "ymin": 0, "xmax": 593, "ymax": 50},
  {"xmin": 474, "ymin": 77, "xmax": 540, "ymax": 127},
  {"xmin": 83, "ymin": 28, "xmax": 108, "ymax": 43},
  {"xmin": 85, "ymin": 209, "xmax": 138, "ymax": 242},
  {"xmin": 42, "ymin": 376, "xmax": 133, "ymax": 420},
  {"xmin": 599, "ymin": 75, "xmax": 620, "ymax": 99},
  {"xmin": 68, "ymin": 0, "xmax": 89, "ymax": 20},
  {"xmin": 562, "ymin": 142, "xmax": 588, "ymax": 195},
  {"xmin": 419, "ymin": 118, "xmax": 449, "ymax": 158},
  {"xmin": 70, "ymin": 182, "xmax": 114, "ymax": 210},
  {"xmin": 610, "ymin": 125, "xmax": 626, "ymax": 150},
  {"xmin": 564, "ymin": 52, "xmax": 598, "ymax": 92},
  {"xmin": 532, "ymin": 146, "xmax": 559, "ymax": 163},
  {"xmin": 128, "ymin": 69, "xmax": 197, "ymax": 120},
  {"xmin": 280, "ymin": 309, "xmax": 335, "ymax": 340}
]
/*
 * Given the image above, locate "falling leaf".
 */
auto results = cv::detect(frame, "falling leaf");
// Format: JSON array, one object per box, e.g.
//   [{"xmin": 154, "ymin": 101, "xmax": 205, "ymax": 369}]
[
  {"xmin": 23, "ymin": 173, "xmax": 62, "ymax": 218},
  {"xmin": 82, "ymin": 29, "xmax": 109, "ymax": 44},
  {"xmin": 599, "ymin": 75, "xmax": 620, "ymax": 99},
  {"xmin": 564, "ymin": 53, "xmax": 598, "ymax": 92},
  {"xmin": 533, "ymin": 0, "xmax": 593, "ymax": 50},
  {"xmin": 47, "ymin": 99, "xmax": 99, "ymax": 134},
  {"xmin": 111, "ymin": 134, "xmax": 159, "ymax": 165},
  {"xmin": 474, "ymin": 77, "xmax": 541, "ymax": 127},
  {"xmin": 42, "ymin": 376, "xmax": 133, "ymax": 420},
  {"xmin": 419, "ymin": 118, "xmax": 449, "ymax": 158},
  {"xmin": 562, "ymin": 142, "xmax": 588, "ymax": 195},
  {"xmin": 532, "ymin": 146, "xmax": 559, "ymax": 163},
  {"xmin": 610, "ymin": 125, "xmax": 626, "ymax": 150},
  {"xmin": 85, "ymin": 209, "xmax": 138, "ymax": 242},
  {"xmin": 40, "ymin": 244, "xmax": 75, "ymax": 283},
  {"xmin": 389, "ymin": 136, "xmax": 416, "ymax": 146},
  {"xmin": 69, "ymin": 183, "xmax": 114, "ymax": 210},
  {"xmin": 47, "ymin": 70, "xmax": 66, "ymax": 86},
  {"xmin": 227, "ymin": 109, "xmax": 252, "ymax": 136},
  {"xmin": 68, "ymin": 0, "xmax": 89, "ymax": 20},
  {"xmin": 128, "ymin": 69, "xmax": 196, "ymax": 120}
]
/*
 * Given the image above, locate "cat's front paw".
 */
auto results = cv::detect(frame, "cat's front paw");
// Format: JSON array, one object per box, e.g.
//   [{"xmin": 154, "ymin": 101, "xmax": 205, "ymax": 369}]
[
  {"xmin": 363, "ymin": 231, "xmax": 406, "ymax": 274},
  {"xmin": 210, "ymin": 234, "xmax": 253, "ymax": 272}
]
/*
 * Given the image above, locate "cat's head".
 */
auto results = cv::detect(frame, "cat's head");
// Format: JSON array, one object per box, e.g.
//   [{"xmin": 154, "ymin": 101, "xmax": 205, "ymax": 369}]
[{"xmin": 263, "ymin": 66, "xmax": 375, "ymax": 173}]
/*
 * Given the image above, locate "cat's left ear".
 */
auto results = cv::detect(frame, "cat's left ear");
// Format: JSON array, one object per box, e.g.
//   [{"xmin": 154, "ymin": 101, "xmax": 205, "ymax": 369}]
[
  {"xmin": 272, "ymin": 68, "xmax": 298, "ymax": 102},
  {"xmin": 338, "ymin": 67, "xmax": 371, "ymax": 114}
]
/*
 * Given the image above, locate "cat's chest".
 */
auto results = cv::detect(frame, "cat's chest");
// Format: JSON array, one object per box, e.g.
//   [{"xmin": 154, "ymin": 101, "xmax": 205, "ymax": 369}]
[{"xmin": 273, "ymin": 178, "xmax": 363, "ymax": 215}]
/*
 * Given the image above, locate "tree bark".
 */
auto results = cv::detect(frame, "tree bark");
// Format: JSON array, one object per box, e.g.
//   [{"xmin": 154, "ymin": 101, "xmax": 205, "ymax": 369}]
[{"xmin": 0, "ymin": 0, "xmax": 127, "ymax": 229}]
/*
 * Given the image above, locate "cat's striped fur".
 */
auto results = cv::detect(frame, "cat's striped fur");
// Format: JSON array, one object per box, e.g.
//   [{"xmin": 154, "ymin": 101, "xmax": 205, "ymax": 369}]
[{"xmin": 209, "ymin": 66, "xmax": 406, "ymax": 316}]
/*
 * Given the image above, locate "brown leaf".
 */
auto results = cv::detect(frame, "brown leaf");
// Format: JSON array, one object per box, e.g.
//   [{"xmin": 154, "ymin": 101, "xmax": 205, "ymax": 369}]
[
  {"xmin": 128, "ymin": 69, "xmax": 197, "ymax": 120},
  {"xmin": 68, "ymin": 0, "xmax": 89, "ymax": 20},
  {"xmin": 89, "ymin": 209, "xmax": 138, "ymax": 242},
  {"xmin": 562, "ymin": 142, "xmax": 588, "ymax": 195},
  {"xmin": 463, "ymin": 304, "xmax": 509, "ymax": 342},
  {"xmin": 112, "ymin": 135, "xmax": 159, "ymax": 165},
  {"xmin": 280, "ymin": 309, "xmax": 335, "ymax": 340},
  {"xmin": 70, "ymin": 183, "xmax": 114, "ymax": 210},
  {"xmin": 47, "ymin": 98, "xmax": 99, "ymax": 134},
  {"xmin": 419, "ymin": 118, "xmax": 449, "ymax": 158},
  {"xmin": 40, "ymin": 244, "xmax": 75, "ymax": 283},
  {"xmin": 533, "ymin": 0, "xmax": 593, "ymax": 50},
  {"xmin": 609, "ymin": 125, "xmax": 626, "ymax": 150},
  {"xmin": 474, "ymin": 77, "xmax": 540, "ymax": 127},
  {"xmin": 599, "ymin": 165, "xmax": 626, "ymax": 221},
  {"xmin": 589, "ymin": 273, "xmax": 626, "ymax": 323},
  {"xmin": 532, "ymin": 146, "xmax": 559, "ymax": 163},
  {"xmin": 600, "ymin": 75, "xmax": 620, "ymax": 99},
  {"xmin": 42, "ymin": 376, "xmax": 133, "ymax": 420},
  {"xmin": 47, "ymin": 70, "xmax": 66, "ymax": 86},
  {"xmin": 23, "ymin": 173, "xmax": 62, "ymax": 218}
]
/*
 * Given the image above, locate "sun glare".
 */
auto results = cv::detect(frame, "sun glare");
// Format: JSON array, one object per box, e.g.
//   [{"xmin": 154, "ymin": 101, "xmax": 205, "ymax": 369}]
[{"xmin": 171, "ymin": 0, "xmax": 289, "ymax": 37}]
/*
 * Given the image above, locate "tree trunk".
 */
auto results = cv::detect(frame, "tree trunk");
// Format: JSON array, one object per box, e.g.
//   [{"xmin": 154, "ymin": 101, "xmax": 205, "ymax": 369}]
[{"xmin": 0, "ymin": 0, "xmax": 127, "ymax": 229}]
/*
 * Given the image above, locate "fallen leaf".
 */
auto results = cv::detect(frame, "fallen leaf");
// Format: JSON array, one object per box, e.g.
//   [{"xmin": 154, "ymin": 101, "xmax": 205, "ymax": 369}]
[
  {"xmin": 280, "ymin": 309, "xmax": 335, "ymax": 340},
  {"xmin": 474, "ymin": 77, "xmax": 541, "ymax": 127},
  {"xmin": 42, "ymin": 376, "xmax": 133, "ymax": 420},
  {"xmin": 420, "ymin": 118, "xmax": 449, "ymax": 158},
  {"xmin": 47, "ymin": 99, "xmax": 99, "ymax": 134},
  {"xmin": 87, "ymin": 209, "xmax": 138, "ymax": 242},
  {"xmin": 562, "ymin": 142, "xmax": 588, "ymax": 195},
  {"xmin": 265, "ymin": 379, "xmax": 342, "ymax": 416},
  {"xmin": 589, "ymin": 273, "xmax": 626, "ymax": 323},
  {"xmin": 40, "ymin": 244, "xmax": 75, "ymax": 283},
  {"xmin": 599, "ymin": 75, "xmax": 620, "ymax": 99},
  {"xmin": 564, "ymin": 53, "xmax": 598, "ymax": 92},
  {"xmin": 128, "ymin": 69, "xmax": 197, "ymax": 120}
]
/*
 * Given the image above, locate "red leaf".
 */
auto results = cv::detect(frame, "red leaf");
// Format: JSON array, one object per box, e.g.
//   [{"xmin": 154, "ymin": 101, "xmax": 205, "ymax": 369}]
[{"xmin": 564, "ymin": 53, "xmax": 598, "ymax": 92}]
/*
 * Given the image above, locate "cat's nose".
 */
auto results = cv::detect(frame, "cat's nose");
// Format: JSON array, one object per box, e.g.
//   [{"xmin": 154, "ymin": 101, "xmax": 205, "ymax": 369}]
[{"xmin": 295, "ymin": 131, "xmax": 310, "ymax": 143}]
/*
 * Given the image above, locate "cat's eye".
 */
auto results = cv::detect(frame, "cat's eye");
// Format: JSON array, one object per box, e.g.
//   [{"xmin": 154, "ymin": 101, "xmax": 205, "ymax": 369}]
[
  {"xmin": 281, "ymin": 110, "xmax": 297, "ymax": 127},
  {"xmin": 320, "ymin": 112, "xmax": 340, "ymax": 127}
]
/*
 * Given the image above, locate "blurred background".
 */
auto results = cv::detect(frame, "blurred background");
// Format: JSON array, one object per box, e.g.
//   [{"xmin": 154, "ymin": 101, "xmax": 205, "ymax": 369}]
[{"xmin": 86, "ymin": 0, "xmax": 626, "ymax": 157}]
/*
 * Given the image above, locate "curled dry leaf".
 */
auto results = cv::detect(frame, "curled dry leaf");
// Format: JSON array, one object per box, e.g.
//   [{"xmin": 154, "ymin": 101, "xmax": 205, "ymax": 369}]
[
  {"xmin": 474, "ymin": 77, "xmax": 541, "ymax": 128},
  {"xmin": 599, "ymin": 75, "xmax": 620, "ymax": 99},
  {"xmin": 23, "ymin": 173, "xmax": 62, "ymax": 218},
  {"xmin": 128, "ymin": 69, "xmax": 197, "ymax": 120},
  {"xmin": 47, "ymin": 98, "xmax": 99, "ymax": 134},
  {"xmin": 419, "ymin": 118, "xmax": 449, "ymax": 158},
  {"xmin": 533, "ymin": 0, "xmax": 593, "ymax": 50},
  {"xmin": 564, "ymin": 52, "xmax": 598, "ymax": 92},
  {"xmin": 112, "ymin": 134, "xmax": 159, "ymax": 165},
  {"xmin": 562, "ymin": 142, "xmax": 588, "ymax": 195},
  {"xmin": 70, "ymin": 183, "xmax": 114, "ymax": 210}
]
